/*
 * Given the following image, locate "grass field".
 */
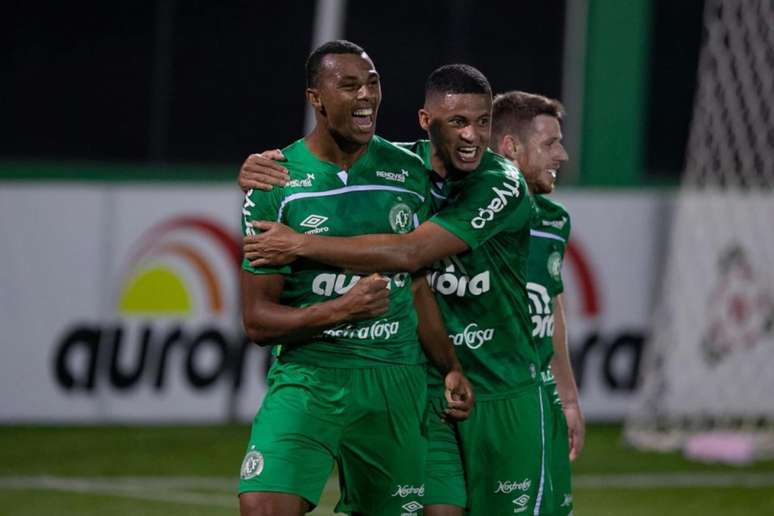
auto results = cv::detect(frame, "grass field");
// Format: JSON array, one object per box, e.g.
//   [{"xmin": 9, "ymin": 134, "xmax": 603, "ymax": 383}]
[{"xmin": 2, "ymin": 424, "xmax": 773, "ymax": 515}]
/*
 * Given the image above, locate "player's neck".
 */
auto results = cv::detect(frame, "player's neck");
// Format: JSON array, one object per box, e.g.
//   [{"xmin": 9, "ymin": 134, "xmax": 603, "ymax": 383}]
[
  {"xmin": 429, "ymin": 151, "xmax": 449, "ymax": 179},
  {"xmin": 428, "ymin": 143, "xmax": 467, "ymax": 180},
  {"xmin": 306, "ymin": 125, "xmax": 368, "ymax": 170}
]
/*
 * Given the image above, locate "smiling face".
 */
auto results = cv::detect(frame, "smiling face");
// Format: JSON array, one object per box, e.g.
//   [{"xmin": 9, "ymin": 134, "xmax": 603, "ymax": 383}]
[
  {"xmin": 420, "ymin": 92, "xmax": 492, "ymax": 175},
  {"xmin": 307, "ymin": 52, "xmax": 381, "ymax": 147},
  {"xmin": 514, "ymin": 114, "xmax": 568, "ymax": 194}
]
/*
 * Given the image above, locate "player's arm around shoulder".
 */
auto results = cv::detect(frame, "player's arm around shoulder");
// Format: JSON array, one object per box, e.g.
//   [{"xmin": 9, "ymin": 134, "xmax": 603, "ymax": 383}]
[{"xmin": 429, "ymin": 156, "xmax": 532, "ymax": 252}]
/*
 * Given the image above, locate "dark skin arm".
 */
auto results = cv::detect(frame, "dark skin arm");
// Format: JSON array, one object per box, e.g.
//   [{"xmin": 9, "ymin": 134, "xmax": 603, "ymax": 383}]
[
  {"xmin": 241, "ymin": 271, "xmax": 389, "ymax": 345},
  {"xmin": 246, "ymin": 220, "xmax": 469, "ymax": 274},
  {"xmin": 238, "ymin": 151, "xmax": 289, "ymax": 191},
  {"xmin": 411, "ymin": 273, "xmax": 474, "ymax": 420}
]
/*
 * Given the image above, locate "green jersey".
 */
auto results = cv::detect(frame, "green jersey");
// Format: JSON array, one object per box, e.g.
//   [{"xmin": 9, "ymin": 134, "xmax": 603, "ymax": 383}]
[
  {"xmin": 241, "ymin": 135, "xmax": 432, "ymax": 367},
  {"xmin": 527, "ymin": 194, "xmax": 571, "ymax": 379},
  {"xmin": 407, "ymin": 140, "xmax": 540, "ymax": 400}
]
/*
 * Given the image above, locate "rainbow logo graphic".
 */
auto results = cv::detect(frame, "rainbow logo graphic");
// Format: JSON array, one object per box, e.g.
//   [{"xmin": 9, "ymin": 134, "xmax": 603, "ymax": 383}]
[{"xmin": 116, "ymin": 216, "xmax": 241, "ymax": 317}]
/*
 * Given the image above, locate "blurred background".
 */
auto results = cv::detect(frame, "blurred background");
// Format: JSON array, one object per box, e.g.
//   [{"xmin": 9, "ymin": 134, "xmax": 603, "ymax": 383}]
[{"xmin": 2, "ymin": 0, "xmax": 773, "ymax": 515}]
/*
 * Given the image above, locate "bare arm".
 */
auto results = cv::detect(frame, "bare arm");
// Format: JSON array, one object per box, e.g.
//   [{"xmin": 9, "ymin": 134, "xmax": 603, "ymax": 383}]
[
  {"xmin": 246, "ymin": 220, "xmax": 469, "ymax": 274},
  {"xmin": 241, "ymin": 270, "xmax": 389, "ymax": 345},
  {"xmin": 411, "ymin": 273, "xmax": 474, "ymax": 420},
  {"xmin": 550, "ymin": 293, "xmax": 585, "ymax": 460},
  {"xmin": 237, "ymin": 150, "xmax": 289, "ymax": 191}
]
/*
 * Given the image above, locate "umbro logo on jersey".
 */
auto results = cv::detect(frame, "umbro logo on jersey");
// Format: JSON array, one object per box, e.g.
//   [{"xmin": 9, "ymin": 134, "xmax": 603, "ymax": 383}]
[{"xmin": 300, "ymin": 214, "xmax": 328, "ymax": 228}]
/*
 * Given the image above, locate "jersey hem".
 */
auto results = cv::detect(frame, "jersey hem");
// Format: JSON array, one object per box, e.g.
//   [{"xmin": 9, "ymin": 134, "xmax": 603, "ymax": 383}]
[
  {"xmin": 277, "ymin": 356, "xmax": 428, "ymax": 369},
  {"xmin": 461, "ymin": 379, "xmax": 540, "ymax": 402}
]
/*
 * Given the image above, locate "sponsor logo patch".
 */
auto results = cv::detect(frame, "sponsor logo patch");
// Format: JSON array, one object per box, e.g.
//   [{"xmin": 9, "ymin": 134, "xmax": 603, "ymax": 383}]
[
  {"xmin": 311, "ymin": 272, "xmax": 408, "ymax": 297},
  {"xmin": 542, "ymin": 216, "xmax": 567, "ymax": 230},
  {"xmin": 495, "ymin": 479, "xmax": 532, "ymax": 494},
  {"xmin": 527, "ymin": 282, "xmax": 554, "ymax": 338},
  {"xmin": 376, "ymin": 168, "xmax": 409, "ymax": 183},
  {"xmin": 450, "ymin": 323, "xmax": 495, "ymax": 349},
  {"xmin": 287, "ymin": 173, "xmax": 315, "ymax": 188},
  {"xmin": 470, "ymin": 169, "xmax": 521, "ymax": 229},
  {"xmin": 428, "ymin": 267, "xmax": 490, "ymax": 297},
  {"xmin": 323, "ymin": 319, "xmax": 400, "ymax": 340},
  {"xmin": 391, "ymin": 484, "xmax": 425, "ymax": 497}
]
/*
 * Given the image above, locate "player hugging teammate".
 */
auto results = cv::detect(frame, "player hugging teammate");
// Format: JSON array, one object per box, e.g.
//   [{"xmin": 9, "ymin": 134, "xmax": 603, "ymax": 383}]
[{"xmin": 238, "ymin": 40, "xmax": 583, "ymax": 516}]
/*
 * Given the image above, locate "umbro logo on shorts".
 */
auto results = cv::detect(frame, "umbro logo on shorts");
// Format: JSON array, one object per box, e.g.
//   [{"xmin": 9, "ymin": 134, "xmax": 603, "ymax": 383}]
[{"xmin": 401, "ymin": 500, "xmax": 423, "ymax": 513}]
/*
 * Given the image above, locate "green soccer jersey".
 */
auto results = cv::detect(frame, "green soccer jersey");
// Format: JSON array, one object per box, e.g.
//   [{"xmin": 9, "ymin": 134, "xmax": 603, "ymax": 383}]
[
  {"xmin": 527, "ymin": 194, "xmax": 572, "ymax": 380},
  {"xmin": 406, "ymin": 140, "xmax": 540, "ymax": 400},
  {"xmin": 241, "ymin": 135, "xmax": 432, "ymax": 367}
]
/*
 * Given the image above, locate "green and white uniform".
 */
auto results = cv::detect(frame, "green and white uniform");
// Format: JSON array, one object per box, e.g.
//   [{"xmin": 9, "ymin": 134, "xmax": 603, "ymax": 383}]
[
  {"xmin": 239, "ymin": 136, "xmax": 431, "ymax": 515},
  {"xmin": 407, "ymin": 140, "xmax": 553, "ymax": 515},
  {"xmin": 528, "ymin": 194, "xmax": 573, "ymax": 515}
]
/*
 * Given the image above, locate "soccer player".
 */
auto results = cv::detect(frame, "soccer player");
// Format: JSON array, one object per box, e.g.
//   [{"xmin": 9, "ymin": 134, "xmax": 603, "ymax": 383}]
[
  {"xmin": 490, "ymin": 90, "xmax": 584, "ymax": 515},
  {"xmin": 238, "ymin": 40, "xmax": 473, "ymax": 516},
  {"xmin": 242, "ymin": 64, "xmax": 552, "ymax": 515}
]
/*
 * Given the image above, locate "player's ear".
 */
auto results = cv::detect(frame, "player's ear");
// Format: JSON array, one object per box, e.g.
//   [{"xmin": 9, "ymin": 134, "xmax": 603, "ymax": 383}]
[
  {"xmin": 306, "ymin": 88, "xmax": 323, "ymax": 113},
  {"xmin": 501, "ymin": 134, "xmax": 520, "ymax": 160},
  {"xmin": 418, "ymin": 108, "xmax": 431, "ymax": 131}
]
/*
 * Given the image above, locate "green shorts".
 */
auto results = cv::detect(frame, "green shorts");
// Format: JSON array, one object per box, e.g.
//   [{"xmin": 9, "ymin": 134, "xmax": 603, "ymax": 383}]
[
  {"xmin": 423, "ymin": 395, "xmax": 466, "ymax": 508},
  {"xmin": 457, "ymin": 385, "xmax": 554, "ymax": 515},
  {"xmin": 238, "ymin": 360, "xmax": 427, "ymax": 515},
  {"xmin": 544, "ymin": 381, "xmax": 573, "ymax": 515}
]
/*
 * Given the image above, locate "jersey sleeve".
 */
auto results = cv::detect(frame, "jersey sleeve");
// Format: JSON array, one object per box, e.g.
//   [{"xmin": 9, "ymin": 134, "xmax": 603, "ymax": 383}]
[
  {"xmin": 429, "ymin": 168, "xmax": 532, "ymax": 250},
  {"xmin": 554, "ymin": 211, "xmax": 571, "ymax": 294},
  {"xmin": 241, "ymin": 188, "xmax": 291, "ymax": 275}
]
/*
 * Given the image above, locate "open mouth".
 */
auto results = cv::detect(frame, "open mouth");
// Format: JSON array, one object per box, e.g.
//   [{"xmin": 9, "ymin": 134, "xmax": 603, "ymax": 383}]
[
  {"xmin": 547, "ymin": 169, "xmax": 557, "ymax": 180},
  {"xmin": 352, "ymin": 107, "xmax": 374, "ymax": 130},
  {"xmin": 456, "ymin": 146, "xmax": 479, "ymax": 163}
]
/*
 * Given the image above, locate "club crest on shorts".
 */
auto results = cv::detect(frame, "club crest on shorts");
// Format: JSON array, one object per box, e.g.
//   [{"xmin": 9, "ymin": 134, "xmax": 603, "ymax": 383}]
[
  {"xmin": 389, "ymin": 203, "xmax": 413, "ymax": 234},
  {"xmin": 240, "ymin": 450, "xmax": 264, "ymax": 479}
]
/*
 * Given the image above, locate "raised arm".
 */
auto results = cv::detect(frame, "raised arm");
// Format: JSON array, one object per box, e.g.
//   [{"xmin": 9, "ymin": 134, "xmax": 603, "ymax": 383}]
[
  {"xmin": 241, "ymin": 271, "xmax": 389, "ymax": 345},
  {"xmin": 411, "ymin": 273, "xmax": 474, "ymax": 420},
  {"xmin": 549, "ymin": 293, "xmax": 585, "ymax": 461},
  {"xmin": 246, "ymin": 220, "xmax": 469, "ymax": 274}
]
